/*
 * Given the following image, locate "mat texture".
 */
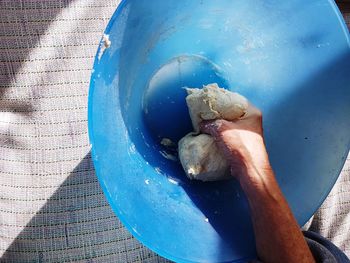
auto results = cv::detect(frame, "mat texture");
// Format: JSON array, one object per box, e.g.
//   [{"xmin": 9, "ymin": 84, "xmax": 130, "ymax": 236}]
[{"xmin": 0, "ymin": 1, "xmax": 349, "ymax": 262}]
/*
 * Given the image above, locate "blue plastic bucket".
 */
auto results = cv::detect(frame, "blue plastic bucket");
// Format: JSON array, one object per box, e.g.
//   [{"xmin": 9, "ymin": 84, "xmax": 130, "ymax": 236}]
[{"xmin": 88, "ymin": 1, "xmax": 350, "ymax": 262}]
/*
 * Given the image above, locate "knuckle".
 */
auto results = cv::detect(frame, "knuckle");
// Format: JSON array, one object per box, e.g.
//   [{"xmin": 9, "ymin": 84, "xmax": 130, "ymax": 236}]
[
  {"xmin": 254, "ymin": 109, "xmax": 263, "ymax": 121},
  {"xmin": 255, "ymin": 109, "xmax": 262, "ymax": 117}
]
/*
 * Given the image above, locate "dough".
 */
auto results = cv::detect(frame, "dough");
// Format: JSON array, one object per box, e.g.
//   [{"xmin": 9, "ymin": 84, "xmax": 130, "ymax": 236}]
[
  {"xmin": 186, "ymin": 83, "xmax": 248, "ymax": 132},
  {"xmin": 178, "ymin": 83, "xmax": 249, "ymax": 181},
  {"xmin": 178, "ymin": 133, "xmax": 230, "ymax": 181}
]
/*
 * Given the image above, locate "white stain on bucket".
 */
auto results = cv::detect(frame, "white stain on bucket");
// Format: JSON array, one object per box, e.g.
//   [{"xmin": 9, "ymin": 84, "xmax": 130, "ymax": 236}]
[
  {"xmin": 168, "ymin": 177, "xmax": 179, "ymax": 185},
  {"xmin": 98, "ymin": 34, "xmax": 111, "ymax": 60},
  {"xmin": 160, "ymin": 150, "xmax": 177, "ymax": 161}
]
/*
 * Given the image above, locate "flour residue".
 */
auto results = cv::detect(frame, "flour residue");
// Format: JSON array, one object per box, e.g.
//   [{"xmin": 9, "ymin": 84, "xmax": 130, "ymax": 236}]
[
  {"xmin": 160, "ymin": 138, "xmax": 175, "ymax": 147},
  {"xmin": 155, "ymin": 167, "xmax": 162, "ymax": 174},
  {"xmin": 168, "ymin": 177, "xmax": 179, "ymax": 185},
  {"xmin": 160, "ymin": 150, "xmax": 178, "ymax": 162},
  {"xmin": 98, "ymin": 34, "xmax": 111, "ymax": 60},
  {"xmin": 160, "ymin": 138, "xmax": 178, "ymax": 161},
  {"xmin": 129, "ymin": 144, "xmax": 136, "ymax": 154}
]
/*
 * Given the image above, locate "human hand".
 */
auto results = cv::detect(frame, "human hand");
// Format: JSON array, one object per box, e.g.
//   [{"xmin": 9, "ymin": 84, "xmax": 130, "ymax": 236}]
[
  {"xmin": 201, "ymin": 104, "xmax": 316, "ymax": 263},
  {"xmin": 200, "ymin": 104, "xmax": 271, "ymax": 181}
]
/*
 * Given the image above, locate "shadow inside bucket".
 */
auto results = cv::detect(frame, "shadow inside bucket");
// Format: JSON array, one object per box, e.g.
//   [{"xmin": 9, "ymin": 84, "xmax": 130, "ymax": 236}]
[
  {"xmin": 130, "ymin": 54, "xmax": 257, "ymax": 259},
  {"xmin": 143, "ymin": 55, "xmax": 229, "ymax": 144},
  {"xmin": 124, "ymin": 46, "xmax": 350, "ymax": 261}
]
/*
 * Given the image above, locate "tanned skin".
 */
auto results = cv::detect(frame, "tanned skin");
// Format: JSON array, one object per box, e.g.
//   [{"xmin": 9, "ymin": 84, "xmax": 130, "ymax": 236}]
[{"xmin": 200, "ymin": 104, "xmax": 315, "ymax": 263}]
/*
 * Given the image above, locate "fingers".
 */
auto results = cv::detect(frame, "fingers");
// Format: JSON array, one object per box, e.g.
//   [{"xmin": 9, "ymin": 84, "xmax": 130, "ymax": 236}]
[
  {"xmin": 199, "ymin": 102, "xmax": 262, "ymax": 137},
  {"xmin": 199, "ymin": 119, "xmax": 228, "ymax": 138}
]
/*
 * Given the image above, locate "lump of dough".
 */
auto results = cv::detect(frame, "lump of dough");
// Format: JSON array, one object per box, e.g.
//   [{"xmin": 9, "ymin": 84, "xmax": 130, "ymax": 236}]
[
  {"xmin": 178, "ymin": 133, "xmax": 230, "ymax": 182},
  {"xmin": 178, "ymin": 83, "xmax": 249, "ymax": 181},
  {"xmin": 186, "ymin": 83, "xmax": 248, "ymax": 132}
]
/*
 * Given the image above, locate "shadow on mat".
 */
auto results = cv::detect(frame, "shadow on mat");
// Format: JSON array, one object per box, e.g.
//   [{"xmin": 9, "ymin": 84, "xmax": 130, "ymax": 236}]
[{"xmin": 1, "ymin": 152, "xmax": 171, "ymax": 263}]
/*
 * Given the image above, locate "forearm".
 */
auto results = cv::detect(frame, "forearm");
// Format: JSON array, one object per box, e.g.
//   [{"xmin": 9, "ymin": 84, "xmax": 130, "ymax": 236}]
[
  {"xmin": 200, "ymin": 113, "xmax": 316, "ymax": 262},
  {"xmin": 239, "ymin": 160, "xmax": 315, "ymax": 263}
]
